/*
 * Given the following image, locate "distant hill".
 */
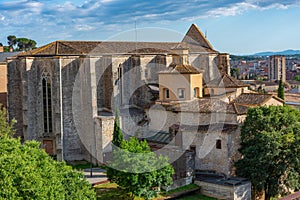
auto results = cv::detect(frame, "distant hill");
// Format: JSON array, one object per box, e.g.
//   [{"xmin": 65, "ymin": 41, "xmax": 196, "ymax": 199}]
[{"xmin": 253, "ymin": 49, "xmax": 300, "ymax": 56}]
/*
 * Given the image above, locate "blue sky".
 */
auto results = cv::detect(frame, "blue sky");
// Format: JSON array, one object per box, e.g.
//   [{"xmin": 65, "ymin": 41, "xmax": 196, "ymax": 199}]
[{"xmin": 0, "ymin": 0, "xmax": 299, "ymax": 55}]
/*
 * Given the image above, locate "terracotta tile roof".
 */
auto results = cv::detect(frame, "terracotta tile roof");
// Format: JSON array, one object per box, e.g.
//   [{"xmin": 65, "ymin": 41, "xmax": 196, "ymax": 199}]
[
  {"xmin": 160, "ymin": 63, "xmax": 202, "ymax": 74},
  {"xmin": 234, "ymin": 93, "xmax": 274, "ymax": 106},
  {"xmin": 18, "ymin": 24, "xmax": 221, "ymax": 57},
  {"xmin": 204, "ymin": 74, "xmax": 248, "ymax": 88},
  {"xmin": 229, "ymin": 93, "xmax": 284, "ymax": 114},
  {"xmin": 159, "ymin": 98, "xmax": 235, "ymax": 113},
  {"xmin": 19, "ymin": 40, "xmax": 218, "ymax": 57},
  {"xmin": 231, "ymin": 103, "xmax": 250, "ymax": 115}
]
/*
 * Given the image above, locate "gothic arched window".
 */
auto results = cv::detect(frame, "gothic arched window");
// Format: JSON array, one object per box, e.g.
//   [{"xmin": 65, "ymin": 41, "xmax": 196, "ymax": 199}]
[{"xmin": 42, "ymin": 71, "xmax": 53, "ymax": 133}]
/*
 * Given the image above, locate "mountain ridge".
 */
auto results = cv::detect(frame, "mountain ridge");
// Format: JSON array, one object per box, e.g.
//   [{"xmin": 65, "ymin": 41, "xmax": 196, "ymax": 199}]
[{"xmin": 252, "ymin": 49, "xmax": 300, "ymax": 56}]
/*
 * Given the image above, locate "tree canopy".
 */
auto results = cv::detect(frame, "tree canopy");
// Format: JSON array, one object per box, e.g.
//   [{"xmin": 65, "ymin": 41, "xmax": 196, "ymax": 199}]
[
  {"xmin": 107, "ymin": 137, "xmax": 174, "ymax": 199},
  {"xmin": 6, "ymin": 35, "xmax": 37, "ymax": 51},
  {"xmin": 7, "ymin": 35, "xmax": 16, "ymax": 48},
  {"xmin": 0, "ymin": 107, "xmax": 96, "ymax": 200},
  {"xmin": 235, "ymin": 106, "xmax": 300, "ymax": 200}
]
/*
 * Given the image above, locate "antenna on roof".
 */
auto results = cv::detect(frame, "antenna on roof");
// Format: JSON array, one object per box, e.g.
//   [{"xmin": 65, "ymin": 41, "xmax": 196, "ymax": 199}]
[{"xmin": 135, "ymin": 20, "xmax": 137, "ymax": 54}]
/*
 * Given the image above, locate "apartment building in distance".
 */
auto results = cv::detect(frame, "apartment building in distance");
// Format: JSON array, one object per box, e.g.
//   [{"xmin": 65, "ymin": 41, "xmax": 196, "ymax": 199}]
[{"xmin": 269, "ymin": 55, "xmax": 286, "ymax": 82}]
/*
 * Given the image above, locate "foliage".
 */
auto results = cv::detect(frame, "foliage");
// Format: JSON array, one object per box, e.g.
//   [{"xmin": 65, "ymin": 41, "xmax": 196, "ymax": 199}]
[
  {"xmin": 257, "ymin": 85, "xmax": 267, "ymax": 94},
  {"xmin": 69, "ymin": 162, "xmax": 98, "ymax": 170},
  {"xmin": 294, "ymin": 75, "xmax": 300, "ymax": 82},
  {"xmin": 107, "ymin": 137, "xmax": 174, "ymax": 199},
  {"xmin": 0, "ymin": 108, "xmax": 96, "ymax": 200},
  {"xmin": 277, "ymin": 79, "xmax": 285, "ymax": 100},
  {"xmin": 7, "ymin": 35, "xmax": 16, "ymax": 48},
  {"xmin": 16, "ymin": 38, "xmax": 37, "ymax": 51},
  {"xmin": 230, "ymin": 68, "xmax": 239, "ymax": 78},
  {"xmin": 230, "ymin": 55, "xmax": 265, "ymax": 61},
  {"xmin": 0, "ymin": 106, "xmax": 15, "ymax": 137},
  {"xmin": 6, "ymin": 35, "xmax": 37, "ymax": 51},
  {"xmin": 235, "ymin": 106, "xmax": 300, "ymax": 200},
  {"xmin": 112, "ymin": 109, "xmax": 123, "ymax": 148}
]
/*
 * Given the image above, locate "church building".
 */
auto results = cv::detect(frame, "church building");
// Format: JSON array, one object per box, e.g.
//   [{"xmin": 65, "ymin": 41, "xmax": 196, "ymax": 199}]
[{"xmin": 7, "ymin": 24, "xmax": 283, "ymax": 180}]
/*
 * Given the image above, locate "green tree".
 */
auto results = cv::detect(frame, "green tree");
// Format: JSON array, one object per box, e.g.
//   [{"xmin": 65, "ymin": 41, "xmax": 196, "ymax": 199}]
[
  {"xmin": 235, "ymin": 106, "xmax": 300, "ymax": 200},
  {"xmin": 0, "ymin": 107, "xmax": 96, "ymax": 200},
  {"xmin": 16, "ymin": 38, "xmax": 37, "ymax": 51},
  {"xmin": 107, "ymin": 137, "xmax": 174, "ymax": 199},
  {"xmin": 294, "ymin": 75, "xmax": 300, "ymax": 82},
  {"xmin": 278, "ymin": 79, "xmax": 285, "ymax": 100},
  {"xmin": 0, "ymin": 106, "xmax": 15, "ymax": 137},
  {"xmin": 112, "ymin": 109, "xmax": 123, "ymax": 148},
  {"xmin": 230, "ymin": 68, "xmax": 239, "ymax": 79},
  {"xmin": 7, "ymin": 35, "xmax": 16, "ymax": 49}
]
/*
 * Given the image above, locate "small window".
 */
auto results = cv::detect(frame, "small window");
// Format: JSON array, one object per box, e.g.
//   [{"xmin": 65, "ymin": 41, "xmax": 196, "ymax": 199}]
[
  {"xmin": 144, "ymin": 69, "xmax": 148, "ymax": 79},
  {"xmin": 190, "ymin": 145, "xmax": 196, "ymax": 152},
  {"xmin": 216, "ymin": 139, "xmax": 222, "ymax": 149},
  {"xmin": 194, "ymin": 87, "xmax": 199, "ymax": 98},
  {"xmin": 178, "ymin": 88, "xmax": 185, "ymax": 99},
  {"xmin": 165, "ymin": 89, "xmax": 170, "ymax": 99}
]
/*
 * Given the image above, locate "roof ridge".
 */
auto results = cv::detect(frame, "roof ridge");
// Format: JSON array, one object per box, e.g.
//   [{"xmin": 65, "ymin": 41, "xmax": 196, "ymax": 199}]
[
  {"xmin": 182, "ymin": 24, "xmax": 214, "ymax": 50},
  {"xmin": 25, "ymin": 41, "xmax": 57, "ymax": 56},
  {"xmin": 232, "ymin": 103, "xmax": 239, "ymax": 114}
]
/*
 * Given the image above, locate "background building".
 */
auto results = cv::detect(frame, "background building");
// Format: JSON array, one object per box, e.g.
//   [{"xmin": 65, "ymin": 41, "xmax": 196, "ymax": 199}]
[{"xmin": 269, "ymin": 55, "xmax": 286, "ymax": 82}]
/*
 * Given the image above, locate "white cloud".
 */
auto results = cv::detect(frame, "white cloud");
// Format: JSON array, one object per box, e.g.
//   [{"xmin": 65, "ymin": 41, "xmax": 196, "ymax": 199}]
[
  {"xmin": 206, "ymin": 2, "xmax": 258, "ymax": 17},
  {"xmin": 0, "ymin": 14, "xmax": 5, "ymax": 21},
  {"xmin": 55, "ymin": 1, "xmax": 77, "ymax": 12},
  {"xmin": 75, "ymin": 24, "xmax": 94, "ymax": 31}
]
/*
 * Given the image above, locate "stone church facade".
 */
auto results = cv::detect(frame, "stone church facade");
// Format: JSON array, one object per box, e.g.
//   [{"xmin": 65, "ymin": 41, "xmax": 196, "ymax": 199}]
[
  {"xmin": 7, "ymin": 24, "xmax": 230, "ymax": 162},
  {"xmin": 7, "ymin": 24, "xmax": 283, "ymax": 179}
]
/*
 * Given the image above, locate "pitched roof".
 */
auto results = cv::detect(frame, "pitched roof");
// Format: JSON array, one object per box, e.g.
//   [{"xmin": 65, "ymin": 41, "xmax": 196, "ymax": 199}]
[
  {"xmin": 159, "ymin": 98, "xmax": 235, "ymax": 113},
  {"xmin": 160, "ymin": 63, "xmax": 202, "ymax": 74},
  {"xmin": 0, "ymin": 52, "xmax": 21, "ymax": 63},
  {"xmin": 18, "ymin": 25, "xmax": 219, "ymax": 57},
  {"xmin": 230, "ymin": 93, "xmax": 284, "ymax": 114},
  {"xmin": 142, "ymin": 130, "xmax": 170, "ymax": 144},
  {"xmin": 234, "ymin": 93, "xmax": 282, "ymax": 106},
  {"xmin": 204, "ymin": 74, "xmax": 248, "ymax": 88},
  {"xmin": 182, "ymin": 24, "xmax": 214, "ymax": 51}
]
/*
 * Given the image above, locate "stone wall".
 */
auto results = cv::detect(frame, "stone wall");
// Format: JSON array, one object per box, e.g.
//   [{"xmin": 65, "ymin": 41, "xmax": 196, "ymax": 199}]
[
  {"xmin": 195, "ymin": 180, "xmax": 251, "ymax": 200},
  {"xmin": 61, "ymin": 56, "xmax": 89, "ymax": 161},
  {"xmin": 7, "ymin": 58, "xmax": 24, "ymax": 139},
  {"xmin": 147, "ymin": 108, "xmax": 238, "ymax": 133},
  {"xmin": 182, "ymin": 126, "xmax": 241, "ymax": 176}
]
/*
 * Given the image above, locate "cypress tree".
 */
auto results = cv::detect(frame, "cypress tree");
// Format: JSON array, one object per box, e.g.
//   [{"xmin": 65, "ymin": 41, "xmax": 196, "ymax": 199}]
[
  {"xmin": 112, "ymin": 109, "xmax": 123, "ymax": 148},
  {"xmin": 277, "ymin": 79, "xmax": 285, "ymax": 100}
]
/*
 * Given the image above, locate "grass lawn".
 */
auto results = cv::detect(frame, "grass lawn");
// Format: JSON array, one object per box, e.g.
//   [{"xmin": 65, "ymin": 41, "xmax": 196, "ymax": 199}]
[
  {"xmin": 95, "ymin": 182, "xmax": 216, "ymax": 200},
  {"xmin": 95, "ymin": 182, "xmax": 143, "ymax": 200},
  {"xmin": 176, "ymin": 193, "xmax": 217, "ymax": 200}
]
